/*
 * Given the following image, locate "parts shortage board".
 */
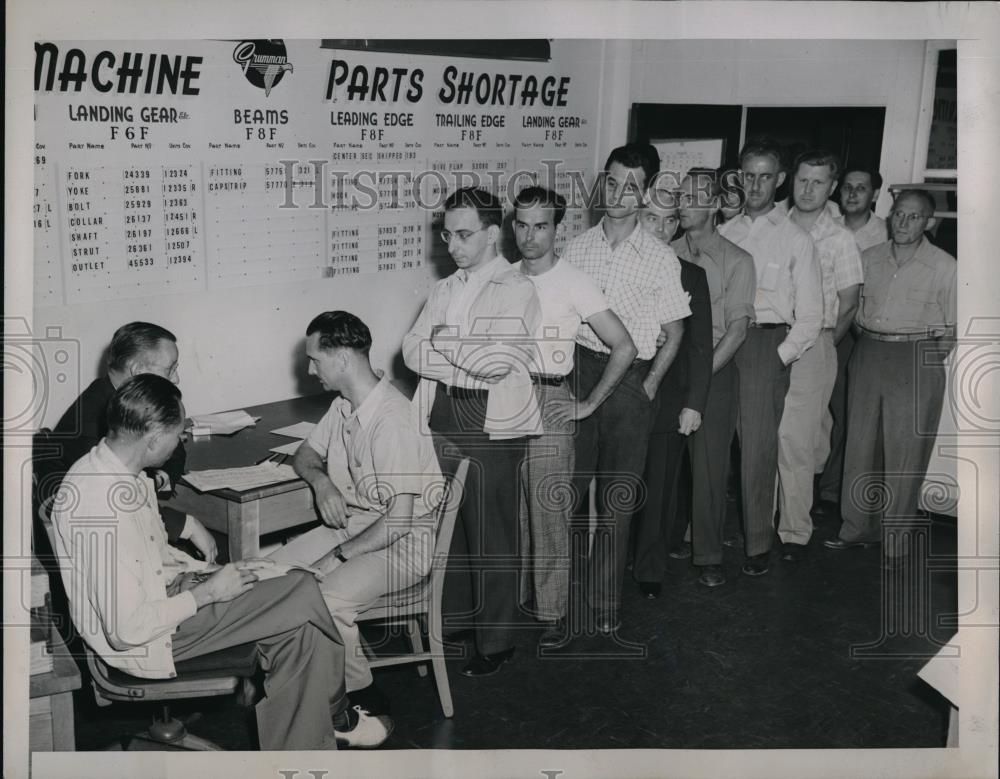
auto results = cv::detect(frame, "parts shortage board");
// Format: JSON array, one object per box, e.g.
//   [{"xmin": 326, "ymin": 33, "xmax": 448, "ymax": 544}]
[{"xmin": 33, "ymin": 39, "xmax": 600, "ymax": 307}]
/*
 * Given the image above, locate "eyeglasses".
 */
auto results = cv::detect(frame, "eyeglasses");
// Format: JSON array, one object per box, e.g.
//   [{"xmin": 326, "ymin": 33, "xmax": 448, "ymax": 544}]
[
  {"xmin": 440, "ymin": 227, "xmax": 485, "ymax": 244},
  {"xmin": 890, "ymin": 211, "xmax": 928, "ymax": 225}
]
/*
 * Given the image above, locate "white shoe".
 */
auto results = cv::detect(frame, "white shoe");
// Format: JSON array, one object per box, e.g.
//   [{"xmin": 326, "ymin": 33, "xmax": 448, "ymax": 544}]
[{"xmin": 334, "ymin": 705, "xmax": 393, "ymax": 749}]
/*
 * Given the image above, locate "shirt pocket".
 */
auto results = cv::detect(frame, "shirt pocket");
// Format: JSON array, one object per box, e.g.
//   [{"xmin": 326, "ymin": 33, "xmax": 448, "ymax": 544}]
[{"xmin": 757, "ymin": 262, "xmax": 781, "ymax": 292}]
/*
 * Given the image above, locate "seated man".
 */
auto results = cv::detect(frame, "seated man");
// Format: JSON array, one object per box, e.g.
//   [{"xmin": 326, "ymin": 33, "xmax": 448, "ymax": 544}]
[
  {"xmin": 44, "ymin": 321, "xmax": 215, "ymax": 562},
  {"xmin": 269, "ymin": 311, "xmax": 444, "ymax": 713},
  {"xmin": 50, "ymin": 374, "xmax": 391, "ymax": 750}
]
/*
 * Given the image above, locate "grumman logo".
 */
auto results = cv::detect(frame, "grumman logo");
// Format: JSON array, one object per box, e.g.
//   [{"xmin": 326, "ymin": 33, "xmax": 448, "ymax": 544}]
[{"xmin": 233, "ymin": 39, "xmax": 293, "ymax": 97}]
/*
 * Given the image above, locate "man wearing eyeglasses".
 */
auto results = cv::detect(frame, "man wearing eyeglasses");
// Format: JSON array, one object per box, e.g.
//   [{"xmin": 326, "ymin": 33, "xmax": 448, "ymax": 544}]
[
  {"xmin": 825, "ymin": 190, "xmax": 956, "ymax": 569},
  {"xmin": 403, "ymin": 187, "xmax": 541, "ymax": 676},
  {"xmin": 718, "ymin": 139, "xmax": 823, "ymax": 578},
  {"xmin": 562, "ymin": 143, "xmax": 691, "ymax": 633}
]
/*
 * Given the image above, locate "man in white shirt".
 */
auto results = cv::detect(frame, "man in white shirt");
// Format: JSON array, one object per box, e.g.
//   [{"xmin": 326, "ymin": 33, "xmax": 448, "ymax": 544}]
[
  {"xmin": 269, "ymin": 311, "xmax": 444, "ymax": 713},
  {"xmin": 778, "ymin": 150, "xmax": 863, "ymax": 560},
  {"xmin": 510, "ymin": 186, "xmax": 636, "ymax": 648},
  {"xmin": 563, "ymin": 143, "xmax": 691, "ymax": 632},
  {"xmin": 817, "ymin": 166, "xmax": 889, "ymax": 511},
  {"xmin": 719, "ymin": 139, "xmax": 823, "ymax": 577},
  {"xmin": 403, "ymin": 187, "xmax": 541, "ymax": 675},
  {"xmin": 51, "ymin": 374, "xmax": 390, "ymax": 750}
]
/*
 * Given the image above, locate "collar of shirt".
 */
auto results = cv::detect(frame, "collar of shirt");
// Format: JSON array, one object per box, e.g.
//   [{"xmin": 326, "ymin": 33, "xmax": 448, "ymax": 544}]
[
  {"xmin": 92, "ymin": 439, "xmax": 146, "ymax": 492},
  {"xmin": 453, "ymin": 253, "xmax": 508, "ymax": 285},
  {"xmin": 334, "ymin": 375, "xmax": 391, "ymax": 432},
  {"xmin": 891, "ymin": 237, "xmax": 940, "ymax": 271},
  {"xmin": 675, "ymin": 229, "xmax": 726, "ymax": 264},
  {"xmin": 791, "ymin": 203, "xmax": 839, "ymax": 242},
  {"xmin": 596, "ymin": 216, "xmax": 646, "ymax": 254},
  {"xmin": 732, "ymin": 202, "xmax": 788, "ymax": 230}
]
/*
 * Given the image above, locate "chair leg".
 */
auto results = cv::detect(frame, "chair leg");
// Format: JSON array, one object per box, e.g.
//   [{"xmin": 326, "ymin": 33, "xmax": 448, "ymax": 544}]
[
  {"xmin": 406, "ymin": 618, "xmax": 428, "ymax": 677},
  {"xmin": 428, "ymin": 608, "xmax": 454, "ymax": 718}
]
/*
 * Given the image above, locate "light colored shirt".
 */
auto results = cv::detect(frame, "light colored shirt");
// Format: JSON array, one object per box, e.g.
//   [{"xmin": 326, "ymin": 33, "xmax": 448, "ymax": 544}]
[
  {"xmin": 794, "ymin": 205, "xmax": 864, "ymax": 328},
  {"xmin": 672, "ymin": 230, "xmax": 756, "ymax": 347},
  {"xmin": 51, "ymin": 441, "xmax": 202, "ymax": 680},
  {"xmin": 512, "ymin": 257, "xmax": 609, "ymax": 375},
  {"xmin": 719, "ymin": 206, "xmax": 823, "ymax": 364},
  {"xmin": 403, "ymin": 254, "xmax": 542, "ymax": 439},
  {"xmin": 307, "ymin": 376, "xmax": 443, "ymax": 522},
  {"xmin": 563, "ymin": 219, "xmax": 691, "ymax": 360},
  {"xmin": 856, "ymin": 237, "xmax": 957, "ymax": 336},
  {"xmin": 829, "ymin": 202, "xmax": 889, "ymax": 252}
]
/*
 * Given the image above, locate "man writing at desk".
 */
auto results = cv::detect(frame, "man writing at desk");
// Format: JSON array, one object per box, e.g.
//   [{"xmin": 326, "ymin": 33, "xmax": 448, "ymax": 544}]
[
  {"xmin": 51, "ymin": 374, "xmax": 391, "ymax": 750},
  {"xmin": 269, "ymin": 311, "xmax": 445, "ymax": 716}
]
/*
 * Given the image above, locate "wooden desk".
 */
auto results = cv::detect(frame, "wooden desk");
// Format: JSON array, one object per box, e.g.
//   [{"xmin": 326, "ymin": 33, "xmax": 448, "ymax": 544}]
[
  {"xmin": 166, "ymin": 393, "xmax": 335, "ymax": 561},
  {"xmin": 30, "ymin": 626, "xmax": 82, "ymax": 752}
]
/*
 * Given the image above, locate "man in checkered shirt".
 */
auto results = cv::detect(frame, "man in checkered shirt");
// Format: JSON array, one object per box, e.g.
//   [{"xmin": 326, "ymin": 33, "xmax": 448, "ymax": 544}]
[
  {"xmin": 778, "ymin": 149, "xmax": 863, "ymax": 561},
  {"xmin": 563, "ymin": 142, "xmax": 691, "ymax": 633}
]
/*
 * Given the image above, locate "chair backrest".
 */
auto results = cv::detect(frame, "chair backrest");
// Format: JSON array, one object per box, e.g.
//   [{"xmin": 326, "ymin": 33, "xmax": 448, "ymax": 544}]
[{"xmin": 429, "ymin": 458, "xmax": 469, "ymax": 605}]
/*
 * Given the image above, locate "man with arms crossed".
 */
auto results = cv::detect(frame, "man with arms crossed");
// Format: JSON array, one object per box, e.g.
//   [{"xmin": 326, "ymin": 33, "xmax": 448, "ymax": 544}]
[
  {"xmin": 51, "ymin": 374, "xmax": 389, "ymax": 750},
  {"xmin": 511, "ymin": 185, "xmax": 636, "ymax": 647},
  {"xmin": 45, "ymin": 321, "xmax": 216, "ymax": 562},
  {"xmin": 564, "ymin": 143, "xmax": 691, "ymax": 632},
  {"xmin": 718, "ymin": 139, "xmax": 823, "ymax": 577},
  {"xmin": 816, "ymin": 166, "xmax": 889, "ymax": 511},
  {"xmin": 269, "ymin": 311, "xmax": 444, "ymax": 715},
  {"xmin": 825, "ymin": 190, "xmax": 955, "ymax": 569},
  {"xmin": 403, "ymin": 188, "xmax": 541, "ymax": 676},
  {"xmin": 778, "ymin": 150, "xmax": 863, "ymax": 560},
  {"xmin": 671, "ymin": 168, "xmax": 756, "ymax": 588}
]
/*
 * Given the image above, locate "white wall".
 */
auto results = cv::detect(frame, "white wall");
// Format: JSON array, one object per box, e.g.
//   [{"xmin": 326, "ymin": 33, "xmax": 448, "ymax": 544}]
[{"xmin": 628, "ymin": 39, "xmax": 931, "ymax": 216}]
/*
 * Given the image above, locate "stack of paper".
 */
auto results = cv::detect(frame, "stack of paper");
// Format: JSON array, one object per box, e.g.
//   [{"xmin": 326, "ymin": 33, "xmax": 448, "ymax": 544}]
[
  {"xmin": 30, "ymin": 621, "xmax": 53, "ymax": 675},
  {"xmin": 31, "ymin": 558, "xmax": 49, "ymax": 610},
  {"xmin": 183, "ymin": 462, "xmax": 298, "ymax": 492},
  {"xmin": 189, "ymin": 410, "xmax": 259, "ymax": 436},
  {"xmin": 270, "ymin": 421, "xmax": 316, "ymax": 439}
]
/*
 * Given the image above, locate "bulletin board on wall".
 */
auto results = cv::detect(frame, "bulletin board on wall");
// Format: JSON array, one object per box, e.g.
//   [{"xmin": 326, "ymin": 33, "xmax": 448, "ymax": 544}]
[{"xmin": 33, "ymin": 39, "xmax": 601, "ymax": 308}]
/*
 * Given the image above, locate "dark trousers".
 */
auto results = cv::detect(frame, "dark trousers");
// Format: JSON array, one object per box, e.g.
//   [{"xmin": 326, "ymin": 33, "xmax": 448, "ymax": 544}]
[
  {"xmin": 572, "ymin": 346, "xmax": 655, "ymax": 614},
  {"xmin": 430, "ymin": 385, "xmax": 525, "ymax": 656},
  {"xmin": 838, "ymin": 336, "xmax": 947, "ymax": 556},
  {"xmin": 632, "ymin": 393, "xmax": 690, "ymax": 583},
  {"xmin": 690, "ymin": 360, "xmax": 739, "ymax": 566},
  {"xmin": 817, "ymin": 330, "xmax": 856, "ymax": 504},
  {"xmin": 172, "ymin": 571, "xmax": 346, "ymax": 751},
  {"xmin": 734, "ymin": 327, "xmax": 790, "ymax": 558}
]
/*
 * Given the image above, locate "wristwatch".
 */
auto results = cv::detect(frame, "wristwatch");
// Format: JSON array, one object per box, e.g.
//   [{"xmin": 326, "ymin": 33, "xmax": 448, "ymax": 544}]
[{"xmin": 333, "ymin": 544, "xmax": 349, "ymax": 563}]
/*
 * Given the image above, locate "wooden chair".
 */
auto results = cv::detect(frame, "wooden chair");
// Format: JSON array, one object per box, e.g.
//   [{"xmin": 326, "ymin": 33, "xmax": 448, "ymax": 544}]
[{"xmin": 356, "ymin": 458, "xmax": 469, "ymax": 718}]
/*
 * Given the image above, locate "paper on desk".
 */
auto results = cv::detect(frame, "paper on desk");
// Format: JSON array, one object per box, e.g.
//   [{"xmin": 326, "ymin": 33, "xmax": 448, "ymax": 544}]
[
  {"xmin": 270, "ymin": 421, "xmax": 317, "ymax": 439},
  {"xmin": 189, "ymin": 410, "xmax": 259, "ymax": 436},
  {"xmin": 269, "ymin": 440, "xmax": 302, "ymax": 456},
  {"xmin": 182, "ymin": 462, "xmax": 297, "ymax": 492},
  {"xmin": 917, "ymin": 631, "xmax": 960, "ymax": 707},
  {"xmin": 241, "ymin": 559, "xmax": 323, "ymax": 582}
]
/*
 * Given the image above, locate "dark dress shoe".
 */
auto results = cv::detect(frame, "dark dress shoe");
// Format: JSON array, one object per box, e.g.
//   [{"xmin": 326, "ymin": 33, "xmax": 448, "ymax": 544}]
[
  {"xmin": 697, "ymin": 565, "xmax": 726, "ymax": 588},
  {"xmin": 668, "ymin": 541, "xmax": 692, "ymax": 560},
  {"xmin": 460, "ymin": 647, "xmax": 515, "ymax": 677},
  {"xmin": 639, "ymin": 581, "xmax": 661, "ymax": 599},
  {"xmin": 824, "ymin": 537, "xmax": 879, "ymax": 551},
  {"xmin": 781, "ymin": 542, "xmax": 807, "ymax": 562},
  {"xmin": 593, "ymin": 610, "xmax": 620, "ymax": 634},
  {"xmin": 741, "ymin": 553, "xmax": 770, "ymax": 577},
  {"xmin": 538, "ymin": 619, "xmax": 569, "ymax": 649}
]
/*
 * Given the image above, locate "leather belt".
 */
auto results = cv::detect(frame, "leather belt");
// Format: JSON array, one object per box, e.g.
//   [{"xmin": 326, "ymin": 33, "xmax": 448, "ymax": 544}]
[
  {"xmin": 856, "ymin": 326, "xmax": 938, "ymax": 343},
  {"xmin": 578, "ymin": 344, "xmax": 651, "ymax": 368},
  {"xmin": 529, "ymin": 373, "xmax": 565, "ymax": 387},
  {"xmin": 749, "ymin": 322, "xmax": 788, "ymax": 330},
  {"xmin": 440, "ymin": 384, "xmax": 488, "ymax": 400}
]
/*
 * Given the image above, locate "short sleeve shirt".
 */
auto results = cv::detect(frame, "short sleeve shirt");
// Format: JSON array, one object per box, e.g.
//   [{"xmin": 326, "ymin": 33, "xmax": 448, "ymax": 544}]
[
  {"xmin": 563, "ymin": 219, "xmax": 691, "ymax": 359},
  {"xmin": 307, "ymin": 377, "xmax": 443, "ymax": 519},
  {"xmin": 513, "ymin": 257, "xmax": 609, "ymax": 375},
  {"xmin": 672, "ymin": 230, "xmax": 756, "ymax": 347},
  {"xmin": 856, "ymin": 237, "xmax": 957, "ymax": 336},
  {"xmin": 798, "ymin": 206, "xmax": 864, "ymax": 327}
]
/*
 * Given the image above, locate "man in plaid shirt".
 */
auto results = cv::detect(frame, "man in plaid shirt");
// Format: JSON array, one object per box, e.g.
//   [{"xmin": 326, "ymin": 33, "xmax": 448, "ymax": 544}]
[{"xmin": 563, "ymin": 142, "xmax": 691, "ymax": 633}]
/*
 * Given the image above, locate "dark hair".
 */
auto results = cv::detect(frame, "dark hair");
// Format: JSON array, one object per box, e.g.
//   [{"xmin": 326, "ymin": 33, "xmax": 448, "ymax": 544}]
[
  {"xmin": 513, "ymin": 186, "xmax": 567, "ymax": 226},
  {"xmin": 604, "ymin": 142, "xmax": 660, "ymax": 190},
  {"xmin": 108, "ymin": 322, "xmax": 176, "ymax": 372},
  {"xmin": 841, "ymin": 167, "xmax": 883, "ymax": 191},
  {"xmin": 792, "ymin": 149, "xmax": 842, "ymax": 180},
  {"xmin": 893, "ymin": 188, "xmax": 937, "ymax": 216},
  {"xmin": 739, "ymin": 138, "xmax": 786, "ymax": 171},
  {"xmin": 682, "ymin": 166, "xmax": 723, "ymax": 199},
  {"xmin": 443, "ymin": 187, "xmax": 503, "ymax": 228},
  {"xmin": 106, "ymin": 373, "xmax": 183, "ymax": 438},
  {"xmin": 306, "ymin": 311, "xmax": 372, "ymax": 355}
]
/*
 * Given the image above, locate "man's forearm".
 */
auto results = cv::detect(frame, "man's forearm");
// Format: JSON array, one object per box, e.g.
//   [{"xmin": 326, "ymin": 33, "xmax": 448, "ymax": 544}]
[
  {"xmin": 645, "ymin": 323, "xmax": 683, "ymax": 392},
  {"xmin": 711, "ymin": 319, "xmax": 748, "ymax": 374},
  {"xmin": 339, "ymin": 513, "xmax": 412, "ymax": 559},
  {"xmin": 833, "ymin": 306, "xmax": 857, "ymax": 344},
  {"xmin": 293, "ymin": 446, "xmax": 330, "ymax": 490},
  {"xmin": 582, "ymin": 341, "xmax": 635, "ymax": 411}
]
